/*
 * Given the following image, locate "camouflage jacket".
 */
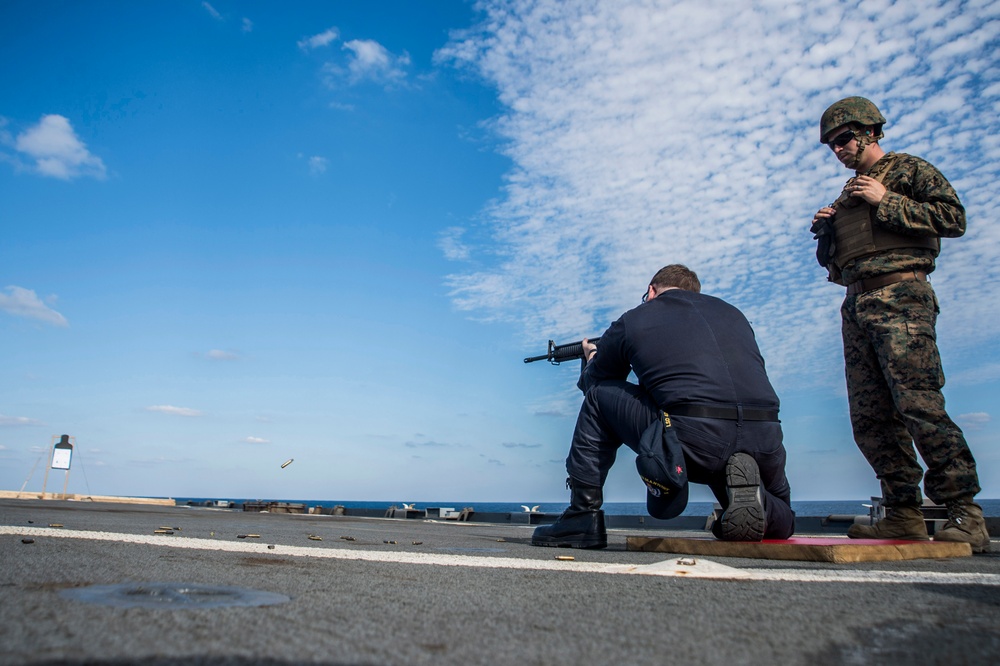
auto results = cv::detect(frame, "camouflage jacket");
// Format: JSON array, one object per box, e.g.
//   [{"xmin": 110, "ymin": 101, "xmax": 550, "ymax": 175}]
[{"xmin": 838, "ymin": 152, "xmax": 966, "ymax": 285}]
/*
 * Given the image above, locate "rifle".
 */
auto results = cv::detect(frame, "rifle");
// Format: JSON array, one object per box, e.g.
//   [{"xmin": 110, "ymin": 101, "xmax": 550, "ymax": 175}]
[{"xmin": 523, "ymin": 337, "xmax": 601, "ymax": 365}]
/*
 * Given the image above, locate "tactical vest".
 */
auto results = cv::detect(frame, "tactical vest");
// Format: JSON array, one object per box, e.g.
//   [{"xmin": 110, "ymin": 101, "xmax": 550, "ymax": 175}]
[{"xmin": 830, "ymin": 155, "xmax": 939, "ymax": 270}]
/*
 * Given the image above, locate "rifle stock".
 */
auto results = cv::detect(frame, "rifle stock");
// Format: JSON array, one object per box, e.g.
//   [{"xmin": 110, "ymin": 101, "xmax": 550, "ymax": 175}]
[{"xmin": 523, "ymin": 337, "xmax": 601, "ymax": 365}]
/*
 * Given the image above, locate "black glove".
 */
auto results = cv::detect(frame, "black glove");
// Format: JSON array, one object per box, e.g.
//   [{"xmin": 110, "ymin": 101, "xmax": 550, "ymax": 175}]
[{"xmin": 811, "ymin": 217, "xmax": 836, "ymax": 268}]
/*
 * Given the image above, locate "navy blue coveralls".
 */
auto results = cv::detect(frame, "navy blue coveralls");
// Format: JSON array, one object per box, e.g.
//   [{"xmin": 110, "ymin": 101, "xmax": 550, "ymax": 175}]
[{"xmin": 568, "ymin": 289, "xmax": 795, "ymax": 539}]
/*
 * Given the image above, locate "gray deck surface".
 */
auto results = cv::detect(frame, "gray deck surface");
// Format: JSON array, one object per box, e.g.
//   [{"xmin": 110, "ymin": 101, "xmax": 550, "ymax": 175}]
[{"xmin": 2, "ymin": 498, "xmax": 998, "ymax": 665}]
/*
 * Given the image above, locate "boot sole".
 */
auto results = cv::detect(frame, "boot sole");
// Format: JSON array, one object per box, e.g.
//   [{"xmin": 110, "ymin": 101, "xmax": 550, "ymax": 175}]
[
  {"xmin": 934, "ymin": 534, "xmax": 991, "ymax": 554},
  {"xmin": 848, "ymin": 524, "xmax": 929, "ymax": 541},
  {"xmin": 719, "ymin": 453, "xmax": 765, "ymax": 542},
  {"xmin": 531, "ymin": 535, "xmax": 607, "ymax": 549}
]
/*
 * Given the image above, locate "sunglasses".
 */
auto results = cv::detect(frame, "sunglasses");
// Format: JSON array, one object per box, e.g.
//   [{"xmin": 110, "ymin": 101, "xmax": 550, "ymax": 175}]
[{"xmin": 828, "ymin": 130, "xmax": 857, "ymax": 149}]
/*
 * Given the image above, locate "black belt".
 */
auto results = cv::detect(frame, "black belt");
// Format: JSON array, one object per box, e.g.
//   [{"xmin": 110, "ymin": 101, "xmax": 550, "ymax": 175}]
[{"xmin": 666, "ymin": 404, "xmax": 780, "ymax": 422}]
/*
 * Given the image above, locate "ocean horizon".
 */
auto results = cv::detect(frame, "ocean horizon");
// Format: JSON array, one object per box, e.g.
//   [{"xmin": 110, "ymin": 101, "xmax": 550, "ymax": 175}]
[{"xmin": 173, "ymin": 497, "xmax": 1000, "ymax": 518}]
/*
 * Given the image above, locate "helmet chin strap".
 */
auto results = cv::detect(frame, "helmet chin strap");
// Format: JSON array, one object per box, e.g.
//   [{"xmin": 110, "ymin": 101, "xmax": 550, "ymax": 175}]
[
  {"xmin": 848, "ymin": 140, "xmax": 867, "ymax": 169},
  {"xmin": 849, "ymin": 129, "xmax": 880, "ymax": 170}
]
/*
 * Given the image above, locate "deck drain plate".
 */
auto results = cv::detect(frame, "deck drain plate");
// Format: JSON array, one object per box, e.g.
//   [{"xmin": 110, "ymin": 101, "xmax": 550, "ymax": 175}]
[{"xmin": 60, "ymin": 583, "xmax": 290, "ymax": 609}]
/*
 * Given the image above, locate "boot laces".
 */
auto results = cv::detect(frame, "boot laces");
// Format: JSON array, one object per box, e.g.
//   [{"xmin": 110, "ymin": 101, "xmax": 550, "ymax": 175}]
[{"xmin": 946, "ymin": 504, "xmax": 968, "ymax": 526}]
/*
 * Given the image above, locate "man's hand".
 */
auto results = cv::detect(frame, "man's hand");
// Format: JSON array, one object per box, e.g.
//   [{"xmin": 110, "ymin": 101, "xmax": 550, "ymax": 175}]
[
  {"xmin": 846, "ymin": 175, "xmax": 886, "ymax": 206},
  {"xmin": 581, "ymin": 338, "xmax": 597, "ymax": 363},
  {"xmin": 811, "ymin": 205, "xmax": 836, "ymax": 233}
]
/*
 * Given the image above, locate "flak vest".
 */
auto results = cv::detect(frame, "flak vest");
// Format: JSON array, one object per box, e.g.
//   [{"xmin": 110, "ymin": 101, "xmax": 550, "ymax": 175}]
[{"xmin": 830, "ymin": 154, "xmax": 939, "ymax": 276}]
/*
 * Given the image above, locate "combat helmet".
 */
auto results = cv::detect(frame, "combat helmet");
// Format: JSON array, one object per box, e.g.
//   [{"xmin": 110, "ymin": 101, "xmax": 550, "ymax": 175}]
[{"xmin": 820, "ymin": 96, "xmax": 886, "ymax": 143}]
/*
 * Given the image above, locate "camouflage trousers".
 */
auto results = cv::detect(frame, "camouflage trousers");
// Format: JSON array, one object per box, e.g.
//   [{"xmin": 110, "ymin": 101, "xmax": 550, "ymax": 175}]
[{"xmin": 841, "ymin": 279, "xmax": 980, "ymax": 507}]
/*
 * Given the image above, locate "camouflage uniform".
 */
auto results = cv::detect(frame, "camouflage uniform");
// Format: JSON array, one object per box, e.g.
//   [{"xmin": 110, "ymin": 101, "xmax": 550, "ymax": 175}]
[{"xmin": 835, "ymin": 152, "xmax": 980, "ymax": 508}]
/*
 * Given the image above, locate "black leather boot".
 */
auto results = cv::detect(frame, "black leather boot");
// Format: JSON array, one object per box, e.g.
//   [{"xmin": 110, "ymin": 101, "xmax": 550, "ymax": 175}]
[{"xmin": 531, "ymin": 480, "xmax": 607, "ymax": 549}]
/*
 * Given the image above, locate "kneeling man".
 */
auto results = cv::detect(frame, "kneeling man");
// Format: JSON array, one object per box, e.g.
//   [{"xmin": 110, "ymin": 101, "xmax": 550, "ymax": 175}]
[{"xmin": 533, "ymin": 265, "xmax": 795, "ymax": 548}]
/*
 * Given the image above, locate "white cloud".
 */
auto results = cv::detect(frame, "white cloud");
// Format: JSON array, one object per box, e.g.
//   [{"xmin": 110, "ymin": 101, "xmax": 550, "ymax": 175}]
[
  {"xmin": 206, "ymin": 349, "xmax": 240, "ymax": 361},
  {"xmin": 957, "ymin": 412, "xmax": 991, "ymax": 430},
  {"xmin": 949, "ymin": 362, "xmax": 1000, "ymax": 386},
  {"xmin": 439, "ymin": 227, "xmax": 471, "ymax": 261},
  {"xmin": 437, "ymin": 0, "xmax": 1000, "ymax": 386},
  {"xmin": 244, "ymin": 436, "xmax": 270, "ymax": 444},
  {"xmin": 145, "ymin": 405, "xmax": 203, "ymax": 417},
  {"xmin": 405, "ymin": 440, "xmax": 454, "ymax": 448},
  {"xmin": 308, "ymin": 155, "xmax": 328, "ymax": 175},
  {"xmin": 0, "ymin": 415, "xmax": 43, "ymax": 427},
  {"xmin": 0, "ymin": 286, "xmax": 68, "ymax": 326},
  {"xmin": 202, "ymin": 2, "xmax": 222, "ymax": 21},
  {"xmin": 340, "ymin": 39, "xmax": 411, "ymax": 85},
  {"xmin": 242, "ymin": 18, "xmax": 253, "ymax": 33},
  {"xmin": 0, "ymin": 116, "xmax": 12, "ymax": 146},
  {"xmin": 298, "ymin": 27, "xmax": 339, "ymax": 51},
  {"xmin": 304, "ymin": 32, "xmax": 409, "ymax": 89},
  {"xmin": 14, "ymin": 115, "xmax": 106, "ymax": 180}
]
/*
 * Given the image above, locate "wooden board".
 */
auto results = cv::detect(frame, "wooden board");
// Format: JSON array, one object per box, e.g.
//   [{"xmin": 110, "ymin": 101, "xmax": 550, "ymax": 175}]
[{"xmin": 626, "ymin": 536, "xmax": 972, "ymax": 563}]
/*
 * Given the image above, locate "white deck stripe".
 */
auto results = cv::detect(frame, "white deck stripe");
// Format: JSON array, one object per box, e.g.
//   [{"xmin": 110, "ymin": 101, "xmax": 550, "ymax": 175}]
[{"xmin": 4, "ymin": 526, "xmax": 998, "ymax": 586}]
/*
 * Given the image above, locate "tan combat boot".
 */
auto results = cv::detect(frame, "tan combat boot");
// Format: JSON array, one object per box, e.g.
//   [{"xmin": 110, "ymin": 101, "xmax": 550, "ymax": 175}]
[
  {"xmin": 934, "ymin": 502, "xmax": 992, "ymax": 553},
  {"xmin": 847, "ymin": 505, "xmax": 929, "ymax": 540}
]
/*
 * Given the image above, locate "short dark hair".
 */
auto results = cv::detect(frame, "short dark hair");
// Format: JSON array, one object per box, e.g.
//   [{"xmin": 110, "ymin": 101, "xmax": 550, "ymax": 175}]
[{"xmin": 650, "ymin": 264, "xmax": 701, "ymax": 293}]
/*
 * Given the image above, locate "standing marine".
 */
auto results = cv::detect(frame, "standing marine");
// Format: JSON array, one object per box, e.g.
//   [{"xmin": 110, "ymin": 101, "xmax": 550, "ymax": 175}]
[{"xmin": 811, "ymin": 96, "xmax": 990, "ymax": 552}]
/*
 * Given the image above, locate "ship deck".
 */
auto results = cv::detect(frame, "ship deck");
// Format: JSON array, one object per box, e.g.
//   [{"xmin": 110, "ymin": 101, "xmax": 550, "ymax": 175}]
[{"xmin": 2, "ymin": 498, "xmax": 998, "ymax": 664}]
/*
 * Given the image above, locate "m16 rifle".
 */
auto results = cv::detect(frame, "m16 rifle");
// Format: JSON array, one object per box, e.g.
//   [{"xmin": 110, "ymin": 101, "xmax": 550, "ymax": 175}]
[{"xmin": 523, "ymin": 337, "xmax": 601, "ymax": 365}]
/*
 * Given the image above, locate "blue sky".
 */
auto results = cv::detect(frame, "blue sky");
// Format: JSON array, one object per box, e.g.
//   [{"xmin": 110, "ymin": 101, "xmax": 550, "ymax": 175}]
[{"xmin": 2, "ymin": 0, "xmax": 998, "ymax": 506}]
